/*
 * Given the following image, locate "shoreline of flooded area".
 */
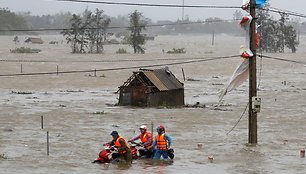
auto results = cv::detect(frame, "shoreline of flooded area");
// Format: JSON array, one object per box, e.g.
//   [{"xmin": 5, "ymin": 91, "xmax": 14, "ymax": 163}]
[{"xmin": 1, "ymin": 34, "xmax": 306, "ymax": 174}]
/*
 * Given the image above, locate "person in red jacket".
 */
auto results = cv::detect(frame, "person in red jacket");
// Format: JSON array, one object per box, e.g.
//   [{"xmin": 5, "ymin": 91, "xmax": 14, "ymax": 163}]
[{"xmin": 129, "ymin": 125, "xmax": 154, "ymax": 158}]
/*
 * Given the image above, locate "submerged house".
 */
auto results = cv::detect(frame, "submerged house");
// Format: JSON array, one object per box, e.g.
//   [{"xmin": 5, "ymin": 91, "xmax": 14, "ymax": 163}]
[
  {"xmin": 24, "ymin": 37, "xmax": 43, "ymax": 44},
  {"xmin": 118, "ymin": 67, "xmax": 184, "ymax": 107}
]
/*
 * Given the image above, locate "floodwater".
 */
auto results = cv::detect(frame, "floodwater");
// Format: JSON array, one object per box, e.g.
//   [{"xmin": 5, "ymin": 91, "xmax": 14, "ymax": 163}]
[{"xmin": 0, "ymin": 34, "xmax": 306, "ymax": 174}]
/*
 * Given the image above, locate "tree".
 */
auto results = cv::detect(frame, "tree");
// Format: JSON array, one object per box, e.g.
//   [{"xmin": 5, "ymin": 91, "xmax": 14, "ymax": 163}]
[
  {"xmin": 257, "ymin": 4, "xmax": 299, "ymax": 53},
  {"xmin": 233, "ymin": 10, "xmax": 243, "ymax": 21},
  {"xmin": 127, "ymin": 10, "xmax": 147, "ymax": 54},
  {"xmin": 61, "ymin": 14, "xmax": 86, "ymax": 53},
  {"xmin": 84, "ymin": 8, "xmax": 110, "ymax": 54},
  {"xmin": 0, "ymin": 8, "xmax": 28, "ymax": 34},
  {"xmin": 61, "ymin": 9, "xmax": 110, "ymax": 54}
]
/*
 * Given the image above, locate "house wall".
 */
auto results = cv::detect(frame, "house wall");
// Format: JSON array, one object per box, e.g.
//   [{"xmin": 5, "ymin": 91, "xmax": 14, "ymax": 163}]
[
  {"xmin": 118, "ymin": 86, "xmax": 148, "ymax": 106},
  {"xmin": 147, "ymin": 89, "xmax": 184, "ymax": 107}
]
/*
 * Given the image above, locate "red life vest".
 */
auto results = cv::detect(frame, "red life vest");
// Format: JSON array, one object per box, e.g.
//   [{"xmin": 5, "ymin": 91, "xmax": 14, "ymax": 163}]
[
  {"xmin": 114, "ymin": 136, "xmax": 130, "ymax": 154},
  {"xmin": 140, "ymin": 132, "xmax": 153, "ymax": 148},
  {"xmin": 156, "ymin": 133, "xmax": 167, "ymax": 150}
]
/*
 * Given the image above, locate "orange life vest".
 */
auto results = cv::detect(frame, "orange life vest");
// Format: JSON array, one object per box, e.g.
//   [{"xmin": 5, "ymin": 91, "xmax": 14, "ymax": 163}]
[
  {"xmin": 114, "ymin": 136, "xmax": 130, "ymax": 154},
  {"xmin": 140, "ymin": 132, "xmax": 153, "ymax": 148},
  {"xmin": 156, "ymin": 133, "xmax": 167, "ymax": 150}
]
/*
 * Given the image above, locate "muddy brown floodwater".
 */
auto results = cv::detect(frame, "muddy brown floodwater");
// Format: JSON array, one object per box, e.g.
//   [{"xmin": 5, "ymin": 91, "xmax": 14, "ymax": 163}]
[{"xmin": 0, "ymin": 34, "xmax": 306, "ymax": 174}]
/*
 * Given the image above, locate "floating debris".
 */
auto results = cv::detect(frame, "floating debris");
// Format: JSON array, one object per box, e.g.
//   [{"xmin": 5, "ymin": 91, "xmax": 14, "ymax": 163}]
[
  {"xmin": 92, "ymin": 111, "xmax": 105, "ymax": 115},
  {"xmin": 186, "ymin": 78, "xmax": 200, "ymax": 81},
  {"xmin": 11, "ymin": 91, "xmax": 33, "ymax": 95}
]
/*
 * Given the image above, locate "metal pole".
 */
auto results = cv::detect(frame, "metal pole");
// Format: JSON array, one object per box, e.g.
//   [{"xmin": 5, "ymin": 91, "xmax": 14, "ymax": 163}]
[
  {"xmin": 249, "ymin": 0, "xmax": 257, "ymax": 144},
  {"xmin": 151, "ymin": 122, "xmax": 154, "ymax": 134}
]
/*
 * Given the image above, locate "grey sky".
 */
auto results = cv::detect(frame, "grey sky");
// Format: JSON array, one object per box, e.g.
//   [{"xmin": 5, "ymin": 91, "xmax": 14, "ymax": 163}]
[{"xmin": 0, "ymin": 0, "xmax": 305, "ymax": 21}]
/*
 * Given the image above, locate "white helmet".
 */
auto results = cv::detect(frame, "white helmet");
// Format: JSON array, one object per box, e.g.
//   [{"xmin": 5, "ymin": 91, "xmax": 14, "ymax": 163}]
[{"xmin": 139, "ymin": 125, "xmax": 147, "ymax": 130}]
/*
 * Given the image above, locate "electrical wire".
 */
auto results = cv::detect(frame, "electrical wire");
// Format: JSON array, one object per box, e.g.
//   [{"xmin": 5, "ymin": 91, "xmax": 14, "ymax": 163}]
[
  {"xmin": 0, "ymin": 19, "xmax": 238, "ymax": 32},
  {"xmin": 259, "ymin": 54, "xmax": 306, "ymax": 65},
  {"xmin": 0, "ymin": 55, "xmax": 240, "ymax": 77},
  {"xmin": 257, "ymin": 52, "xmax": 263, "ymax": 89},
  {"xmin": 56, "ymin": 0, "xmax": 241, "ymax": 9},
  {"xmin": 0, "ymin": 55, "xmax": 237, "ymax": 63},
  {"xmin": 268, "ymin": 7, "xmax": 306, "ymax": 18},
  {"xmin": 226, "ymin": 102, "xmax": 249, "ymax": 135},
  {"xmin": 0, "ymin": 54, "xmax": 305, "ymax": 77}
]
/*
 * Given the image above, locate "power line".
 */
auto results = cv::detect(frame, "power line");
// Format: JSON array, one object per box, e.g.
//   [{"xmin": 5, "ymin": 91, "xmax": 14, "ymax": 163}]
[
  {"xmin": 0, "ymin": 19, "xmax": 238, "ymax": 32},
  {"xmin": 56, "ymin": 0, "xmax": 241, "ymax": 9},
  {"xmin": 0, "ymin": 54, "xmax": 305, "ymax": 77},
  {"xmin": 264, "ymin": 7, "xmax": 306, "ymax": 18},
  {"xmin": 226, "ymin": 102, "xmax": 249, "ymax": 135},
  {"xmin": 0, "ymin": 55, "xmax": 237, "ymax": 63},
  {"xmin": 260, "ymin": 55, "xmax": 306, "ymax": 65},
  {"xmin": 0, "ymin": 55, "xmax": 240, "ymax": 77}
]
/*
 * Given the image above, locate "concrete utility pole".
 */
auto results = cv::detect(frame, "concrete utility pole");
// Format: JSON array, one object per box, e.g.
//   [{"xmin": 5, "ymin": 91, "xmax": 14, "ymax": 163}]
[{"xmin": 249, "ymin": 0, "xmax": 257, "ymax": 144}]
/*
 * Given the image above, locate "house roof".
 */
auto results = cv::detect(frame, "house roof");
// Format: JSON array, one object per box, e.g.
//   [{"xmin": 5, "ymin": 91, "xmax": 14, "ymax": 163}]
[
  {"xmin": 122, "ymin": 67, "xmax": 184, "ymax": 91},
  {"xmin": 25, "ymin": 37, "xmax": 43, "ymax": 44}
]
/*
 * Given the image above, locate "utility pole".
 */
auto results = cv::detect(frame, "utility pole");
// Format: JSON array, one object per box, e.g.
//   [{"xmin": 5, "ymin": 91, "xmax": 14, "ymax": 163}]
[
  {"xmin": 249, "ymin": 0, "xmax": 257, "ymax": 144},
  {"xmin": 182, "ymin": 0, "xmax": 185, "ymax": 21}
]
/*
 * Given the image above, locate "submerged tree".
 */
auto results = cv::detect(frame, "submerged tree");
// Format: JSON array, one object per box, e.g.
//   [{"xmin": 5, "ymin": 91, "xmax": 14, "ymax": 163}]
[
  {"xmin": 61, "ymin": 14, "xmax": 86, "ymax": 53},
  {"xmin": 127, "ymin": 10, "xmax": 147, "ymax": 54},
  {"xmin": 84, "ymin": 8, "xmax": 110, "ymax": 54},
  {"xmin": 61, "ymin": 9, "xmax": 110, "ymax": 53},
  {"xmin": 257, "ymin": 5, "xmax": 299, "ymax": 53}
]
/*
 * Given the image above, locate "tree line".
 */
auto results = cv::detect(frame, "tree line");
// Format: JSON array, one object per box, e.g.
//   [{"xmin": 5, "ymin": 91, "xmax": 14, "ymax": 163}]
[{"xmin": 0, "ymin": 7, "xmax": 303, "ymax": 53}]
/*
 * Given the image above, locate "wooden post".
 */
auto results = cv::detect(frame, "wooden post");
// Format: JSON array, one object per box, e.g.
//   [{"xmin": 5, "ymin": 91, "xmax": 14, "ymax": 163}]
[
  {"xmin": 20, "ymin": 64, "xmax": 23, "ymax": 73},
  {"xmin": 47, "ymin": 131, "xmax": 49, "ymax": 156},
  {"xmin": 248, "ymin": 0, "xmax": 258, "ymax": 145},
  {"xmin": 181, "ymin": 68, "xmax": 186, "ymax": 81},
  {"xmin": 212, "ymin": 31, "xmax": 215, "ymax": 46},
  {"xmin": 56, "ymin": 65, "xmax": 59, "ymax": 75},
  {"xmin": 94, "ymin": 69, "xmax": 97, "ymax": 77},
  {"xmin": 41, "ymin": 116, "xmax": 43, "ymax": 129}
]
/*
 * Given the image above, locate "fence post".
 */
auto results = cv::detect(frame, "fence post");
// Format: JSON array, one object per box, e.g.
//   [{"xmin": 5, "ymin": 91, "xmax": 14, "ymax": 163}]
[
  {"xmin": 181, "ymin": 68, "xmax": 185, "ymax": 81},
  {"xmin": 47, "ymin": 131, "xmax": 49, "ymax": 156},
  {"xmin": 41, "ymin": 116, "xmax": 43, "ymax": 129}
]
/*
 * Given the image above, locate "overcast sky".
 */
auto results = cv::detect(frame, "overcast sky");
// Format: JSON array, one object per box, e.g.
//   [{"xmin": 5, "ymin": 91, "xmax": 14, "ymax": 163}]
[{"xmin": 1, "ymin": 0, "xmax": 305, "ymax": 21}]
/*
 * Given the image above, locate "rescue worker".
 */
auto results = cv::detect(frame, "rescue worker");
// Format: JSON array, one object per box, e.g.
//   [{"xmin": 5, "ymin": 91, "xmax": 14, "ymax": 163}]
[
  {"xmin": 128, "ymin": 125, "xmax": 153, "ymax": 158},
  {"xmin": 150, "ymin": 125, "xmax": 172, "ymax": 160},
  {"xmin": 107, "ymin": 131, "xmax": 132, "ymax": 164}
]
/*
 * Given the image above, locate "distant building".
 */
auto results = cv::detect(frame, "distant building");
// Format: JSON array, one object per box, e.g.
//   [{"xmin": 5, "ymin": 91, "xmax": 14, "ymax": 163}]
[
  {"xmin": 24, "ymin": 37, "xmax": 43, "ymax": 44},
  {"xmin": 118, "ymin": 67, "xmax": 184, "ymax": 107}
]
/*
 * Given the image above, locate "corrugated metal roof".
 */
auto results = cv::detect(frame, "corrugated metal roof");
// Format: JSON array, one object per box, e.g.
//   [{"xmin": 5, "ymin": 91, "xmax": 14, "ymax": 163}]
[
  {"xmin": 142, "ymin": 68, "xmax": 183, "ymax": 91},
  {"xmin": 153, "ymin": 68, "xmax": 184, "ymax": 90},
  {"xmin": 143, "ymin": 71, "xmax": 168, "ymax": 91}
]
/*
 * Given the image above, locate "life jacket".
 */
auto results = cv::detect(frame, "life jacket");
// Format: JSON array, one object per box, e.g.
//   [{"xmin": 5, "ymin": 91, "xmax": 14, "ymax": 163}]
[
  {"xmin": 140, "ymin": 132, "xmax": 153, "ymax": 148},
  {"xmin": 156, "ymin": 133, "xmax": 167, "ymax": 150},
  {"xmin": 114, "ymin": 136, "xmax": 130, "ymax": 154}
]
